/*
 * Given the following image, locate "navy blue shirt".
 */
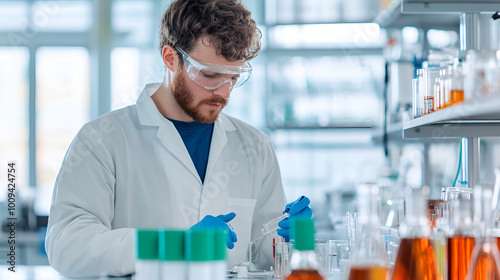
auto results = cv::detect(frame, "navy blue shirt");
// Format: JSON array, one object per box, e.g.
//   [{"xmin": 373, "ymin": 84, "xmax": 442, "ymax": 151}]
[{"xmin": 168, "ymin": 118, "xmax": 214, "ymax": 183}]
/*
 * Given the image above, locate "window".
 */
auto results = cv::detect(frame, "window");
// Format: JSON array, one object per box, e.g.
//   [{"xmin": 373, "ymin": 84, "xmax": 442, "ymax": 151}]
[
  {"xmin": 0, "ymin": 47, "xmax": 29, "ymax": 201},
  {"xmin": 35, "ymin": 47, "xmax": 90, "ymax": 214}
]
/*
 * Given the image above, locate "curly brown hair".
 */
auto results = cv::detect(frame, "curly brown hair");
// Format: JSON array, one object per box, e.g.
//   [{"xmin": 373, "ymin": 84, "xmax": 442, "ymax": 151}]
[{"xmin": 159, "ymin": 0, "xmax": 261, "ymax": 62}]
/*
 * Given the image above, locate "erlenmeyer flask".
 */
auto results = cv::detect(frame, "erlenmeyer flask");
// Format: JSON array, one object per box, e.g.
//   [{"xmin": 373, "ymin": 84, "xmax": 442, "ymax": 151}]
[
  {"xmin": 392, "ymin": 186, "xmax": 439, "ymax": 280},
  {"xmin": 348, "ymin": 183, "xmax": 389, "ymax": 280},
  {"xmin": 466, "ymin": 186, "xmax": 500, "ymax": 280}
]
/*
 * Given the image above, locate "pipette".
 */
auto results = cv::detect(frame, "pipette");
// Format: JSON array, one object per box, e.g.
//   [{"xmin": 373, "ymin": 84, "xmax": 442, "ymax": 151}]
[{"xmin": 261, "ymin": 212, "xmax": 290, "ymax": 235}]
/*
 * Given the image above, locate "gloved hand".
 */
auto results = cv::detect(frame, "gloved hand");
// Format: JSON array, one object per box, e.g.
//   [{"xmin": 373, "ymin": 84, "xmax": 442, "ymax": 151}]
[
  {"xmin": 190, "ymin": 212, "xmax": 238, "ymax": 249},
  {"xmin": 277, "ymin": 196, "xmax": 312, "ymax": 242}
]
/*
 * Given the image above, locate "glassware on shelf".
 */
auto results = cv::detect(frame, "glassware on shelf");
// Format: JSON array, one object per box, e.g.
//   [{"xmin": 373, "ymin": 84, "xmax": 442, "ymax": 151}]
[
  {"xmin": 392, "ymin": 186, "xmax": 439, "ymax": 280},
  {"xmin": 450, "ymin": 63, "xmax": 465, "ymax": 106},
  {"xmin": 412, "ymin": 78, "xmax": 420, "ymax": 118},
  {"xmin": 347, "ymin": 183, "xmax": 390, "ymax": 280},
  {"xmin": 419, "ymin": 67, "xmax": 442, "ymax": 115},
  {"xmin": 434, "ymin": 76, "xmax": 443, "ymax": 111},
  {"xmin": 465, "ymin": 186, "xmax": 500, "ymax": 280},
  {"xmin": 436, "ymin": 68, "xmax": 449, "ymax": 110},
  {"xmin": 464, "ymin": 50, "xmax": 500, "ymax": 102},
  {"xmin": 447, "ymin": 199, "xmax": 476, "ymax": 280}
]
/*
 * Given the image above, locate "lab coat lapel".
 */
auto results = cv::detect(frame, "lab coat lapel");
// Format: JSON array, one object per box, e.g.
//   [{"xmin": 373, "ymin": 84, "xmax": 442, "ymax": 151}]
[
  {"xmin": 205, "ymin": 115, "xmax": 228, "ymax": 177},
  {"xmin": 156, "ymin": 123, "xmax": 201, "ymax": 184},
  {"xmin": 136, "ymin": 83, "xmax": 201, "ymax": 184},
  {"xmin": 198, "ymin": 114, "xmax": 236, "ymax": 218}
]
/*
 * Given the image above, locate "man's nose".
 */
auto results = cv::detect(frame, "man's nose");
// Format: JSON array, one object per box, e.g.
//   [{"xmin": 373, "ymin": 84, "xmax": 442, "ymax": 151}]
[{"xmin": 212, "ymin": 80, "xmax": 232, "ymax": 99}]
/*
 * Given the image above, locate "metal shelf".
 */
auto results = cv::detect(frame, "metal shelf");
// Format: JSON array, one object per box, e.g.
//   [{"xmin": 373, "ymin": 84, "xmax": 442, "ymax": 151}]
[
  {"xmin": 403, "ymin": 97, "xmax": 500, "ymax": 138},
  {"xmin": 402, "ymin": 0, "xmax": 500, "ymax": 13},
  {"xmin": 374, "ymin": 1, "xmax": 460, "ymax": 29},
  {"xmin": 374, "ymin": 0, "xmax": 500, "ymax": 29}
]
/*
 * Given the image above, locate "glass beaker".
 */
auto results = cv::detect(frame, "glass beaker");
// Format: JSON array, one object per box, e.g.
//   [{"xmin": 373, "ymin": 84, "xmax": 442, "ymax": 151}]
[{"xmin": 347, "ymin": 183, "xmax": 390, "ymax": 280}]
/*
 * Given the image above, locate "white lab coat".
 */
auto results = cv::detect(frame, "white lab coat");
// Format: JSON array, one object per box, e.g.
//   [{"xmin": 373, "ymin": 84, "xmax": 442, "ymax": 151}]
[{"xmin": 45, "ymin": 83, "xmax": 286, "ymax": 277}]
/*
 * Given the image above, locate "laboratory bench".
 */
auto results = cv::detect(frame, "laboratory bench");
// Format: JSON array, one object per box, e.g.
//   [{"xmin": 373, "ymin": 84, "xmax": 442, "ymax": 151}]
[{"xmin": 0, "ymin": 265, "xmax": 276, "ymax": 279}]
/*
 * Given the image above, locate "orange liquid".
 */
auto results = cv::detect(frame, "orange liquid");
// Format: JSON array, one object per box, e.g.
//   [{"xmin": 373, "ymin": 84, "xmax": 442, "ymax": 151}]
[
  {"xmin": 392, "ymin": 238, "xmax": 439, "ymax": 280},
  {"xmin": 468, "ymin": 242, "xmax": 500, "ymax": 280},
  {"xmin": 285, "ymin": 269, "xmax": 324, "ymax": 280},
  {"xmin": 447, "ymin": 236, "xmax": 475, "ymax": 280},
  {"xmin": 497, "ymin": 237, "xmax": 500, "ymax": 252},
  {"xmin": 450, "ymin": 90, "xmax": 464, "ymax": 105},
  {"xmin": 348, "ymin": 266, "xmax": 389, "ymax": 280}
]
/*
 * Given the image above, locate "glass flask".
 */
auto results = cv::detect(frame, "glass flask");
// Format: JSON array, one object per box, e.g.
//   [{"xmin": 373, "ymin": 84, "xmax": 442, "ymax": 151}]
[
  {"xmin": 447, "ymin": 199, "xmax": 476, "ymax": 280},
  {"xmin": 286, "ymin": 218, "xmax": 324, "ymax": 280},
  {"xmin": 466, "ymin": 186, "xmax": 500, "ymax": 280},
  {"xmin": 392, "ymin": 186, "xmax": 440, "ymax": 280},
  {"xmin": 347, "ymin": 183, "xmax": 390, "ymax": 280}
]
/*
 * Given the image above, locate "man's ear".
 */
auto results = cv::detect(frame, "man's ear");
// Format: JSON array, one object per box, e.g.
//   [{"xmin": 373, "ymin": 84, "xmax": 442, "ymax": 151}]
[{"xmin": 162, "ymin": 45, "xmax": 177, "ymax": 72}]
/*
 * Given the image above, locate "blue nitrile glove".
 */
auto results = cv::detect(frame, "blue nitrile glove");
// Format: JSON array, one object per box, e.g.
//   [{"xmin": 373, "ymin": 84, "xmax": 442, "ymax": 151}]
[
  {"xmin": 277, "ymin": 196, "xmax": 312, "ymax": 242},
  {"xmin": 190, "ymin": 212, "xmax": 238, "ymax": 249}
]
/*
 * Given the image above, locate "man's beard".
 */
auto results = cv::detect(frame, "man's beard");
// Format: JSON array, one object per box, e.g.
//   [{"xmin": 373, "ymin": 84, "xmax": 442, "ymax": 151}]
[{"xmin": 172, "ymin": 67, "xmax": 228, "ymax": 124}]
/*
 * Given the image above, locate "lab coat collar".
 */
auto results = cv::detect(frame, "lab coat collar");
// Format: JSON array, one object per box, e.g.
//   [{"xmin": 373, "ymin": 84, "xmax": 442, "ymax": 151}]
[{"xmin": 135, "ymin": 83, "xmax": 236, "ymax": 184}]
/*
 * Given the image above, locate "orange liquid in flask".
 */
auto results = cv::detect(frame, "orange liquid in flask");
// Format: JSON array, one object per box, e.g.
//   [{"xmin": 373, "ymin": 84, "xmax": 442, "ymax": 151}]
[
  {"xmin": 468, "ymin": 242, "xmax": 500, "ymax": 280},
  {"xmin": 348, "ymin": 266, "xmax": 389, "ymax": 280},
  {"xmin": 286, "ymin": 269, "xmax": 324, "ymax": 280},
  {"xmin": 392, "ymin": 238, "xmax": 439, "ymax": 280},
  {"xmin": 448, "ymin": 236, "xmax": 475, "ymax": 280}
]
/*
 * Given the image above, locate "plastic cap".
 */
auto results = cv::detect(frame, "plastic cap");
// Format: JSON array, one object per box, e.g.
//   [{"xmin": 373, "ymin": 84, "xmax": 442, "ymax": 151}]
[
  {"xmin": 186, "ymin": 229, "xmax": 214, "ymax": 262},
  {"xmin": 292, "ymin": 218, "xmax": 315, "ymax": 251},
  {"xmin": 136, "ymin": 229, "xmax": 159, "ymax": 260},
  {"xmin": 158, "ymin": 229, "xmax": 185, "ymax": 261},
  {"xmin": 213, "ymin": 230, "xmax": 226, "ymax": 261}
]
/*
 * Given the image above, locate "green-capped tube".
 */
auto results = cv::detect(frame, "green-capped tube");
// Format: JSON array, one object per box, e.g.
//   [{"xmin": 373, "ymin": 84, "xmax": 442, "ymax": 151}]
[
  {"xmin": 186, "ymin": 229, "xmax": 214, "ymax": 280},
  {"xmin": 135, "ymin": 229, "xmax": 160, "ymax": 280},
  {"xmin": 292, "ymin": 218, "xmax": 315, "ymax": 251},
  {"xmin": 159, "ymin": 229, "xmax": 186, "ymax": 280},
  {"xmin": 213, "ymin": 230, "xmax": 226, "ymax": 280}
]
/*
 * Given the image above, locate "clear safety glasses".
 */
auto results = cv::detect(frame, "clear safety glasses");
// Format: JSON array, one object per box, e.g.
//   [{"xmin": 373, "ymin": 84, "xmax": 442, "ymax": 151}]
[{"xmin": 175, "ymin": 47, "xmax": 252, "ymax": 90}]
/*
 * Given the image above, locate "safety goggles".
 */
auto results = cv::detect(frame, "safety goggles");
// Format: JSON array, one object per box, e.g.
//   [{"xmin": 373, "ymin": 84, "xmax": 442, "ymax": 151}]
[{"xmin": 176, "ymin": 47, "xmax": 252, "ymax": 90}]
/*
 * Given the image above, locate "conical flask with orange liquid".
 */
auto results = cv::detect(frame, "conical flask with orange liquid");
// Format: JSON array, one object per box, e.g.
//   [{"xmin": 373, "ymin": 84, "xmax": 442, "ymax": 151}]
[{"xmin": 392, "ymin": 186, "xmax": 440, "ymax": 280}]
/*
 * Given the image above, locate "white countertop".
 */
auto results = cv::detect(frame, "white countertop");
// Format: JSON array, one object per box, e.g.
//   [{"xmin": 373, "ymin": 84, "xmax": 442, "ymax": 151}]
[
  {"xmin": 0, "ymin": 265, "xmax": 131, "ymax": 280},
  {"xmin": 0, "ymin": 265, "xmax": 272, "ymax": 279}
]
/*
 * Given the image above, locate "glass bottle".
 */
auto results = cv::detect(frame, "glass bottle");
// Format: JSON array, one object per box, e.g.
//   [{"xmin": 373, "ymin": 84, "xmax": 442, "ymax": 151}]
[
  {"xmin": 450, "ymin": 63, "xmax": 465, "ymax": 106},
  {"xmin": 348, "ymin": 183, "xmax": 390, "ymax": 280},
  {"xmin": 466, "ymin": 186, "xmax": 500, "ymax": 280},
  {"xmin": 447, "ymin": 199, "xmax": 476, "ymax": 280},
  {"xmin": 392, "ymin": 186, "xmax": 440, "ymax": 280},
  {"xmin": 286, "ymin": 218, "xmax": 324, "ymax": 280}
]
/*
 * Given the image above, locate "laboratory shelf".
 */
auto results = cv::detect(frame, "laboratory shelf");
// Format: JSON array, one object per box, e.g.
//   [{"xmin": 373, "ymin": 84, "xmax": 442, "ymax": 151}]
[
  {"xmin": 374, "ymin": 0, "xmax": 500, "ymax": 29},
  {"xmin": 403, "ymin": 97, "xmax": 500, "ymax": 138},
  {"xmin": 401, "ymin": 0, "xmax": 500, "ymax": 13},
  {"xmin": 374, "ymin": 0, "xmax": 459, "ymax": 29}
]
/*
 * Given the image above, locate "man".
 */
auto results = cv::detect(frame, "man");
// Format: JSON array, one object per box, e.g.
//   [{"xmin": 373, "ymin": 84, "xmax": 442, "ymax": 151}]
[{"xmin": 45, "ymin": 0, "xmax": 311, "ymax": 277}]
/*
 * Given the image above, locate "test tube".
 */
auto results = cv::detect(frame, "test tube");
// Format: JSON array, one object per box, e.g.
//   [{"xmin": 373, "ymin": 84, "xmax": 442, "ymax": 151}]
[{"xmin": 262, "ymin": 213, "xmax": 290, "ymax": 235}]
